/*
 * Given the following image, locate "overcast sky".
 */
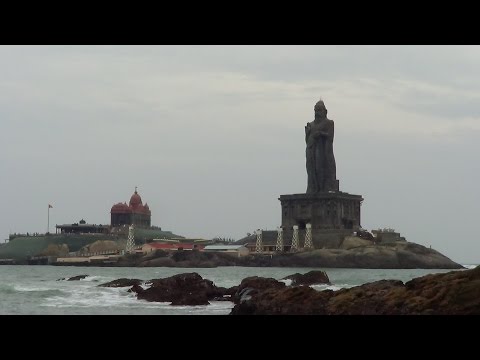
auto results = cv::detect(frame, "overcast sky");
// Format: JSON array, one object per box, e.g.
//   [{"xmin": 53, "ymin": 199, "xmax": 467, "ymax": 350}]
[{"xmin": 1, "ymin": 45, "xmax": 479, "ymax": 264}]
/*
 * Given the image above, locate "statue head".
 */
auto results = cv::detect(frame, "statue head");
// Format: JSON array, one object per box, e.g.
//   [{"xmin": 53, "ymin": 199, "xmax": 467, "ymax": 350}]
[{"xmin": 314, "ymin": 99, "xmax": 327, "ymax": 118}]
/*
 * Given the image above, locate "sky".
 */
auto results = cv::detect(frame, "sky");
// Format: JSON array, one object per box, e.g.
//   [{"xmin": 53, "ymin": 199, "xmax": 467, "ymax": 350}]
[{"xmin": 1, "ymin": 45, "xmax": 479, "ymax": 264}]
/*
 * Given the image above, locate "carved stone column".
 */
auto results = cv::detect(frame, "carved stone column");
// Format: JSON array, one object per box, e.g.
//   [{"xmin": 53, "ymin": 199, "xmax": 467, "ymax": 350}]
[
  {"xmin": 126, "ymin": 225, "xmax": 135, "ymax": 253},
  {"xmin": 304, "ymin": 223, "xmax": 313, "ymax": 249},
  {"xmin": 255, "ymin": 229, "xmax": 263, "ymax": 253},
  {"xmin": 276, "ymin": 226, "xmax": 284, "ymax": 251},
  {"xmin": 291, "ymin": 225, "xmax": 299, "ymax": 251}
]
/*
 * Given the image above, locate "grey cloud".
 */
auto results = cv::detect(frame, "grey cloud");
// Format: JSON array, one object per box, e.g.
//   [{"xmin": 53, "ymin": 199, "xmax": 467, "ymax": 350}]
[{"xmin": 393, "ymin": 90, "xmax": 480, "ymax": 120}]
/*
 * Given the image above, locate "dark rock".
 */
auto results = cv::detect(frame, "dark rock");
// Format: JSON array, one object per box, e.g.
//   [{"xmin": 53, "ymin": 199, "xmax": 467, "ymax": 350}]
[
  {"xmin": 139, "ymin": 257, "xmax": 176, "ymax": 267},
  {"xmin": 231, "ymin": 266, "xmax": 480, "ymax": 315},
  {"xmin": 98, "ymin": 278, "xmax": 142, "ymax": 287},
  {"xmin": 137, "ymin": 272, "xmax": 225, "ymax": 306},
  {"xmin": 128, "ymin": 284, "xmax": 145, "ymax": 294},
  {"xmin": 171, "ymin": 294, "xmax": 210, "ymax": 306},
  {"xmin": 326, "ymin": 280, "xmax": 405, "ymax": 315},
  {"xmin": 215, "ymin": 286, "xmax": 229, "ymax": 295},
  {"xmin": 232, "ymin": 276, "xmax": 285, "ymax": 304},
  {"xmin": 237, "ymin": 276, "xmax": 286, "ymax": 292},
  {"xmin": 231, "ymin": 285, "xmax": 330, "ymax": 315},
  {"xmin": 282, "ymin": 270, "xmax": 330, "ymax": 286},
  {"xmin": 225, "ymin": 286, "xmax": 239, "ymax": 296},
  {"xmin": 237, "ymin": 288, "xmax": 255, "ymax": 303},
  {"xmin": 57, "ymin": 275, "xmax": 89, "ymax": 281}
]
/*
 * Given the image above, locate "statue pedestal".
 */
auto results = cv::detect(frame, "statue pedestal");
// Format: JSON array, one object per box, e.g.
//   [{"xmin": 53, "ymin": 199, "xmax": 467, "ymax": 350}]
[{"xmin": 279, "ymin": 191, "xmax": 363, "ymax": 248}]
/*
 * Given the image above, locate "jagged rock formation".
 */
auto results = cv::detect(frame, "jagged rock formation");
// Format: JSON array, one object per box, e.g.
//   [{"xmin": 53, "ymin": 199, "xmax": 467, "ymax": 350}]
[
  {"xmin": 97, "ymin": 278, "xmax": 142, "ymax": 287},
  {"xmin": 57, "ymin": 275, "xmax": 89, "ymax": 281},
  {"xmin": 282, "ymin": 270, "xmax": 330, "ymax": 286},
  {"xmin": 127, "ymin": 273, "xmax": 227, "ymax": 306},
  {"xmin": 231, "ymin": 266, "xmax": 480, "ymax": 315}
]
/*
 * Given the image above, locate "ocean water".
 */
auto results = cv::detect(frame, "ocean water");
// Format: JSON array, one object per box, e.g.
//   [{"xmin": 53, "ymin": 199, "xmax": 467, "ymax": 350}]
[{"xmin": 0, "ymin": 265, "xmax": 475, "ymax": 315}]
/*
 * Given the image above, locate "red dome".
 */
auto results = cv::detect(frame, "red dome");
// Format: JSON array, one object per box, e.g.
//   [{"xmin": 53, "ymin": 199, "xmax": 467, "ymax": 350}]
[
  {"xmin": 131, "ymin": 205, "xmax": 151, "ymax": 215},
  {"xmin": 129, "ymin": 191, "xmax": 143, "ymax": 208},
  {"xmin": 111, "ymin": 202, "xmax": 131, "ymax": 214}
]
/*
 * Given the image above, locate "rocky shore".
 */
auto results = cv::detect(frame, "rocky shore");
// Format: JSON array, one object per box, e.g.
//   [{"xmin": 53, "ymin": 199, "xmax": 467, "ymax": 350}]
[
  {"xmin": 94, "ymin": 270, "xmax": 331, "ymax": 307},
  {"xmin": 78, "ymin": 266, "xmax": 480, "ymax": 314},
  {"xmin": 230, "ymin": 265, "xmax": 480, "ymax": 315}
]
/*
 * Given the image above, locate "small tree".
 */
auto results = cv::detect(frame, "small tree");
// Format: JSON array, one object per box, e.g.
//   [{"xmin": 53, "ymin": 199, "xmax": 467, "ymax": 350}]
[{"xmin": 212, "ymin": 237, "xmax": 236, "ymax": 244}]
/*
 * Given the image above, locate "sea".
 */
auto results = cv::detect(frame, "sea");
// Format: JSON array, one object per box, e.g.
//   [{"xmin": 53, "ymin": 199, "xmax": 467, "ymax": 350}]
[{"xmin": 0, "ymin": 265, "xmax": 477, "ymax": 315}]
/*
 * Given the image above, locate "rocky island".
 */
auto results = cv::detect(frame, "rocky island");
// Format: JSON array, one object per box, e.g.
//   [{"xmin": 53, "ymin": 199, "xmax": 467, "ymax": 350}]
[{"xmin": 0, "ymin": 100, "xmax": 463, "ymax": 270}]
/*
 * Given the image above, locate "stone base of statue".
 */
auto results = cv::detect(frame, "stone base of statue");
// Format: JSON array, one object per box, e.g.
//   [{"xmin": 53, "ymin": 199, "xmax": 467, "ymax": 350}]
[{"xmin": 279, "ymin": 191, "xmax": 363, "ymax": 249}]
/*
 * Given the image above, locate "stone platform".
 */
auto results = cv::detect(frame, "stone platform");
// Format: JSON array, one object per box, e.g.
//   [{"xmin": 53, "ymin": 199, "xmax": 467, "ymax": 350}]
[{"xmin": 279, "ymin": 191, "xmax": 363, "ymax": 248}]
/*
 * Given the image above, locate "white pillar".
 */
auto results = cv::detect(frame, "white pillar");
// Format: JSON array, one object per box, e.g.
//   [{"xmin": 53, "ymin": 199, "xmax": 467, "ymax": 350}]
[
  {"xmin": 291, "ymin": 225, "xmax": 299, "ymax": 251},
  {"xmin": 255, "ymin": 229, "xmax": 263, "ymax": 253},
  {"xmin": 276, "ymin": 226, "xmax": 284, "ymax": 251},
  {"xmin": 304, "ymin": 223, "xmax": 313, "ymax": 249},
  {"xmin": 126, "ymin": 225, "xmax": 135, "ymax": 253}
]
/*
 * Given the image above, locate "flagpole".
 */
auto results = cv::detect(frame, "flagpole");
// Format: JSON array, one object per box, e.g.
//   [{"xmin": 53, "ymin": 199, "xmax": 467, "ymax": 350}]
[{"xmin": 47, "ymin": 205, "xmax": 50, "ymax": 235}]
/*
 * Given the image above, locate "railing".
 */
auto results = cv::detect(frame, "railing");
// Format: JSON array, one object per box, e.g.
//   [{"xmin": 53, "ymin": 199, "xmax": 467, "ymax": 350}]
[{"xmin": 66, "ymin": 250, "xmax": 120, "ymax": 258}]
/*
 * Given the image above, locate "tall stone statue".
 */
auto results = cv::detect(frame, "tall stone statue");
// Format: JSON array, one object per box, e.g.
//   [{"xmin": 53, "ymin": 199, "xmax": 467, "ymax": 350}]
[
  {"xmin": 280, "ymin": 98, "xmax": 362, "ymax": 235},
  {"xmin": 305, "ymin": 99, "xmax": 338, "ymax": 193}
]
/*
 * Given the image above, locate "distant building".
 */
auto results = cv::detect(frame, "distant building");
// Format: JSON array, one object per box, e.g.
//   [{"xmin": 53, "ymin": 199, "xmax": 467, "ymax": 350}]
[
  {"xmin": 203, "ymin": 245, "xmax": 250, "ymax": 257},
  {"xmin": 151, "ymin": 238, "xmax": 211, "ymax": 244},
  {"xmin": 56, "ymin": 219, "xmax": 109, "ymax": 234},
  {"xmin": 141, "ymin": 242, "xmax": 204, "ymax": 253},
  {"xmin": 238, "ymin": 231, "xmax": 291, "ymax": 253},
  {"xmin": 110, "ymin": 188, "xmax": 151, "ymax": 227},
  {"xmin": 245, "ymin": 243, "xmax": 278, "ymax": 254},
  {"xmin": 371, "ymin": 228, "xmax": 406, "ymax": 243}
]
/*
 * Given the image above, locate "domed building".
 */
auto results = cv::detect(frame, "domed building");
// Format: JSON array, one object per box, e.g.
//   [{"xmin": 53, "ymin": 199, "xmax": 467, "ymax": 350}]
[{"xmin": 110, "ymin": 188, "xmax": 151, "ymax": 227}]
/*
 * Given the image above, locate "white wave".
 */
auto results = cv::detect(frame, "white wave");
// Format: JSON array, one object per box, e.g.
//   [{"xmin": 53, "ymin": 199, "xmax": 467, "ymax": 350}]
[
  {"xmin": 14, "ymin": 285, "xmax": 56, "ymax": 292},
  {"xmin": 44, "ymin": 286, "xmax": 138, "ymax": 308},
  {"xmin": 139, "ymin": 282, "xmax": 152, "ymax": 290},
  {"xmin": 310, "ymin": 283, "xmax": 354, "ymax": 292},
  {"xmin": 42, "ymin": 284, "xmax": 233, "ymax": 313},
  {"xmin": 165, "ymin": 301, "xmax": 233, "ymax": 315},
  {"xmin": 280, "ymin": 279, "xmax": 352, "ymax": 291},
  {"xmin": 462, "ymin": 264, "xmax": 478, "ymax": 270},
  {"xmin": 79, "ymin": 275, "xmax": 112, "ymax": 283},
  {"xmin": 279, "ymin": 279, "xmax": 293, "ymax": 286}
]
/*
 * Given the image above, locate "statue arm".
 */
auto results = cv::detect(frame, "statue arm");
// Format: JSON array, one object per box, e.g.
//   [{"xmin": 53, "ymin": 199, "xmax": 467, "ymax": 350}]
[
  {"xmin": 317, "ymin": 121, "xmax": 334, "ymax": 139},
  {"xmin": 306, "ymin": 121, "xmax": 333, "ymax": 142},
  {"xmin": 311, "ymin": 127, "xmax": 330, "ymax": 138},
  {"xmin": 305, "ymin": 123, "xmax": 311, "ymax": 142}
]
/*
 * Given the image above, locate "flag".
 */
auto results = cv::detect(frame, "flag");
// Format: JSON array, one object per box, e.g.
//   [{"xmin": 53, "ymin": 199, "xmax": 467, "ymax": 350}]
[{"xmin": 48, "ymin": 204, "xmax": 53, "ymax": 208}]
